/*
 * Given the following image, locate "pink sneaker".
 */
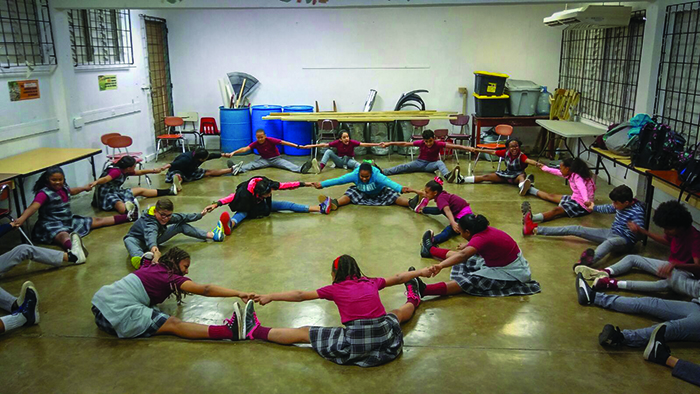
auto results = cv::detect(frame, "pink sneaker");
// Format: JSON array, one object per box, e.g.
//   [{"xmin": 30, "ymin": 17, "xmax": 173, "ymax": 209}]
[
  {"xmin": 414, "ymin": 198, "xmax": 429, "ymax": 213},
  {"xmin": 593, "ymin": 277, "xmax": 618, "ymax": 290}
]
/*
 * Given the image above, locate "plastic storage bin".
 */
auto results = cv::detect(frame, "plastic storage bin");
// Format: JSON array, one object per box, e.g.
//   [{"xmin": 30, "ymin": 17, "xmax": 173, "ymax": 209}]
[
  {"xmin": 220, "ymin": 106, "xmax": 252, "ymax": 154},
  {"xmin": 506, "ymin": 79, "xmax": 541, "ymax": 116},
  {"xmin": 251, "ymin": 105, "xmax": 283, "ymax": 153},
  {"xmin": 282, "ymin": 105, "xmax": 314, "ymax": 156},
  {"xmin": 473, "ymin": 93, "xmax": 509, "ymax": 117},
  {"xmin": 474, "ymin": 71, "xmax": 509, "ymax": 96}
]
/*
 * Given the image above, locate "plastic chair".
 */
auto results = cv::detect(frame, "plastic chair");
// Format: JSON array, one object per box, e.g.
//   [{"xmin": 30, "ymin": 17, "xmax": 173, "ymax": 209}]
[
  {"xmin": 105, "ymin": 135, "xmax": 150, "ymax": 186},
  {"xmin": 199, "ymin": 117, "xmax": 220, "ymax": 150},
  {"xmin": 177, "ymin": 111, "xmax": 201, "ymax": 148},
  {"xmin": 448, "ymin": 115, "xmax": 471, "ymax": 163},
  {"xmin": 315, "ymin": 119, "xmax": 339, "ymax": 159},
  {"xmin": 408, "ymin": 119, "xmax": 431, "ymax": 160},
  {"xmin": 0, "ymin": 182, "xmax": 33, "ymax": 245},
  {"xmin": 156, "ymin": 117, "xmax": 186, "ymax": 161},
  {"xmin": 473, "ymin": 124, "xmax": 513, "ymax": 171}
]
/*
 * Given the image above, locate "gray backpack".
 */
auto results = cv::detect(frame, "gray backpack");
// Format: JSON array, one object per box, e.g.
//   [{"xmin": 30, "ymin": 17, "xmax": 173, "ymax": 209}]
[{"xmin": 604, "ymin": 122, "xmax": 638, "ymax": 156}]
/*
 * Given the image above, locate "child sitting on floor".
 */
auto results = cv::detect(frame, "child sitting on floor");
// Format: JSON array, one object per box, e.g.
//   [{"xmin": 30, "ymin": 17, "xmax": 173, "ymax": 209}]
[
  {"xmin": 521, "ymin": 157, "xmax": 595, "ymax": 223},
  {"xmin": 524, "ymin": 185, "xmax": 645, "ymax": 269},
  {"xmin": 412, "ymin": 177, "xmax": 473, "ymax": 246},
  {"xmin": 91, "ymin": 156, "xmax": 176, "ymax": 215},
  {"xmin": 123, "ymin": 198, "xmax": 223, "ymax": 269},
  {"xmin": 463, "ymin": 138, "xmax": 539, "ymax": 195},
  {"xmin": 13, "ymin": 167, "xmax": 131, "ymax": 252},
  {"xmin": 243, "ymin": 255, "xmax": 432, "ymax": 367},
  {"xmin": 301, "ymin": 130, "xmax": 381, "ymax": 173},
  {"xmin": 91, "ymin": 247, "xmax": 254, "ymax": 340},
  {"xmin": 165, "ymin": 147, "xmax": 233, "ymax": 184},
  {"xmin": 225, "ymin": 129, "xmax": 313, "ymax": 175}
]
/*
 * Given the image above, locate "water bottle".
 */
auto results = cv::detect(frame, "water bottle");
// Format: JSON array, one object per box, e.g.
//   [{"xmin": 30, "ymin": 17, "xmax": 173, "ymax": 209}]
[{"xmin": 537, "ymin": 86, "xmax": 552, "ymax": 115}]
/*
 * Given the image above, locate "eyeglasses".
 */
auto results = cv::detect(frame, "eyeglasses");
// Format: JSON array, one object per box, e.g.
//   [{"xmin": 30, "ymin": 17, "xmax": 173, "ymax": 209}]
[{"xmin": 156, "ymin": 211, "xmax": 173, "ymax": 219}]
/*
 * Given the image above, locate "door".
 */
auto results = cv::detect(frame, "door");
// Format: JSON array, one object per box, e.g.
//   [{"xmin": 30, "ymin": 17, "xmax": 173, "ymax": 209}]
[{"xmin": 144, "ymin": 16, "xmax": 173, "ymax": 137}]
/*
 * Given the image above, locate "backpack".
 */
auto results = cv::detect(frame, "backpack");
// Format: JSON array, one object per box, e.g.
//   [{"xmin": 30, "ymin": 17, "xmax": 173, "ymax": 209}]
[
  {"xmin": 678, "ymin": 144, "xmax": 700, "ymax": 200},
  {"xmin": 632, "ymin": 123, "xmax": 685, "ymax": 170},
  {"xmin": 603, "ymin": 122, "xmax": 638, "ymax": 156}
]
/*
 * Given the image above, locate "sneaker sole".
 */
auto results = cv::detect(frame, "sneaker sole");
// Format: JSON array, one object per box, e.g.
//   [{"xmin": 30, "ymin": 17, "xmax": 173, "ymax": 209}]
[
  {"xmin": 519, "ymin": 179, "xmax": 531, "ymax": 196},
  {"xmin": 576, "ymin": 274, "xmax": 593, "ymax": 306},
  {"xmin": 17, "ymin": 280, "xmax": 36, "ymax": 307},
  {"xmin": 643, "ymin": 324, "xmax": 665, "ymax": 361},
  {"xmin": 447, "ymin": 166, "xmax": 461, "ymax": 183},
  {"xmin": 71, "ymin": 232, "xmax": 88, "ymax": 260},
  {"xmin": 318, "ymin": 195, "xmax": 338, "ymax": 210},
  {"xmin": 311, "ymin": 159, "xmax": 320, "ymax": 174},
  {"xmin": 172, "ymin": 174, "xmax": 182, "ymax": 194},
  {"xmin": 574, "ymin": 265, "xmax": 609, "ymax": 280},
  {"xmin": 232, "ymin": 302, "xmax": 243, "ymax": 340},
  {"xmin": 220, "ymin": 212, "xmax": 232, "ymax": 235}
]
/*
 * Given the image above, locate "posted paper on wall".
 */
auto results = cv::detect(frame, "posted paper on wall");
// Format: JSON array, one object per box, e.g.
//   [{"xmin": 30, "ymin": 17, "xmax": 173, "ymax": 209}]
[
  {"xmin": 99, "ymin": 75, "xmax": 117, "ymax": 91},
  {"xmin": 8, "ymin": 80, "xmax": 40, "ymax": 101}
]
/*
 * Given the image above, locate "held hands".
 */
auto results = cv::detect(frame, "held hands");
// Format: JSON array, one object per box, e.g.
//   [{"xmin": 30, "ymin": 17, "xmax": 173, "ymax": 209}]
[
  {"xmin": 202, "ymin": 203, "xmax": 218, "ymax": 214},
  {"xmin": 255, "ymin": 294, "xmax": 273, "ymax": 306},
  {"xmin": 312, "ymin": 182, "xmax": 323, "ymax": 189},
  {"xmin": 379, "ymin": 142, "xmax": 389, "ymax": 148},
  {"xmin": 534, "ymin": 161, "xmax": 544, "ymax": 168},
  {"xmin": 222, "ymin": 152, "xmax": 233, "ymax": 158},
  {"xmin": 428, "ymin": 264, "xmax": 443, "ymax": 276},
  {"xmin": 584, "ymin": 201, "xmax": 595, "ymax": 210},
  {"xmin": 238, "ymin": 292, "xmax": 256, "ymax": 303},
  {"xmin": 657, "ymin": 262, "xmax": 675, "ymax": 278},
  {"xmin": 627, "ymin": 221, "xmax": 642, "ymax": 234}
]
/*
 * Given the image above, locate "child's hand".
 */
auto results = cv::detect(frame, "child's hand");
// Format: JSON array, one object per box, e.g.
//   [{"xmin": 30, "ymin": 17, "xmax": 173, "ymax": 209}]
[
  {"xmin": 457, "ymin": 243, "xmax": 468, "ymax": 250},
  {"xmin": 418, "ymin": 267, "xmax": 433, "ymax": 278},
  {"xmin": 312, "ymin": 182, "xmax": 323, "ymax": 189},
  {"xmin": 429, "ymin": 264, "xmax": 443, "ymax": 276},
  {"xmin": 379, "ymin": 142, "xmax": 388, "ymax": 148},
  {"xmin": 584, "ymin": 201, "xmax": 595, "ymax": 210},
  {"xmin": 88, "ymin": 181, "xmax": 98, "ymax": 189},
  {"xmin": 10, "ymin": 220, "xmax": 21, "ymax": 228},
  {"xmin": 657, "ymin": 263, "xmax": 675, "ymax": 278},
  {"xmin": 202, "ymin": 204, "xmax": 217, "ymax": 214},
  {"xmin": 255, "ymin": 294, "xmax": 273, "ymax": 306},
  {"xmin": 83, "ymin": 183, "xmax": 94, "ymax": 191},
  {"xmin": 535, "ymin": 162, "xmax": 544, "ymax": 168},
  {"xmin": 222, "ymin": 152, "xmax": 232, "ymax": 158},
  {"xmin": 451, "ymin": 222, "xmax": 460, "ymax": 233},
  {"xmin": 466, "ymin": 146, "xmax": 475, "ymax": 153},
  {"xmin": 627, "ymin": 221, "xmax": 642, "ymax": 234},
  {"xmin": 239, "ymin": 292, "xmax": 256, "ymax": 303}
]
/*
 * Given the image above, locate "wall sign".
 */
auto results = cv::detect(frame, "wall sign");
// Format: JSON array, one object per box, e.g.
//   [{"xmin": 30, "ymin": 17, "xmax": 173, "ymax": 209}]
[
  {"xmin": 98, "ymin": 75, "xmax": 118, "ymax": 91},
  {"xmin": 8, "ymin": 80, "xmax": 40, "ymax": 101}
]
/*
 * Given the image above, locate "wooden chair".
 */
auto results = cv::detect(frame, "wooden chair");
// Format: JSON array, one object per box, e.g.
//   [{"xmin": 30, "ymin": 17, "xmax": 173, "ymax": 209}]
[
  {"xmin": 156, "ymin": 116, "xmax": 186, "ymax": 161},
  {"xmin": 473, "ymin": 124, "xmax": 513, "ymax": 171},
  {"xmin": 0, "ymin": 182, "xmax": 33, "ymax": 245}
]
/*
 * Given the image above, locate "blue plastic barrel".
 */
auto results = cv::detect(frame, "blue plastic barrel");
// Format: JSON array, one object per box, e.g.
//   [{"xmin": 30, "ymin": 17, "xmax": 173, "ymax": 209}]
[
  {"xmin": 251, "ymin": 105, "xmax": 283, "ymax": 154},
  {"xmin": 220, "ymin": 107, "xmax": 252, "ymax": 154},
  {"xmin": 282, "ymin": 105, "xmax": 314, "ymax": 156}
]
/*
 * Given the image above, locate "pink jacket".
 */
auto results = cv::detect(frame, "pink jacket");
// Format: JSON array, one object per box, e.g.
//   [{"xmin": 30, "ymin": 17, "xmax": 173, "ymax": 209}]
[{"xmin": 541, "ymin": 166, "xmax": 596, "ymax": 211}]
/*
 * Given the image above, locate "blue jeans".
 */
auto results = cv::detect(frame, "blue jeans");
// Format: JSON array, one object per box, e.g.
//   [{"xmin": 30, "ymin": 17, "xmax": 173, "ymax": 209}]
[
  {"xmin": 383, "ymin": 159, "xmax": 449, "ymax": 176},
  {"xmin": 321, "ymin": 150, "xmax": 359, "ymax": 170},
  {"xmin": 231, "ymin": 200, "xmax": 309, "ymax": 226},
  {"xmin": 422, "ymin": 207, "xmax": 458, "ymax": 245}
]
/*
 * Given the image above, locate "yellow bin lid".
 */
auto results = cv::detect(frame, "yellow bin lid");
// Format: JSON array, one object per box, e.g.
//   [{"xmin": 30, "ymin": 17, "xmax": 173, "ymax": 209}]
[
  {"xmin": 474, "ymin": 71, "xmax": 509, "ymax": 78},
  {"xmin": 473, "ymin": 93, "xmax": 509, "ymax": 99}
]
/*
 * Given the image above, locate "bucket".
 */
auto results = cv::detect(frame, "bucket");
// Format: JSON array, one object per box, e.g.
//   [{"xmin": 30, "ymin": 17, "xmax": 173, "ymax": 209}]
[
  {"xmin": 220, "ymin": 106, "xmax": 252, "ymax": 154},
  {"xmin": 251, "ymin": 105, "xmax": 284, "ymax": 154},
  {"xmin": 282, "ymin": 105, "xmax": 314, "ymax": 156}
]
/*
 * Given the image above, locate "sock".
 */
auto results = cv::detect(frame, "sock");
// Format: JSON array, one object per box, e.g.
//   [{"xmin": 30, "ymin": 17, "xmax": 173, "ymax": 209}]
[
  {"xmin": 0, "ymin": 313, "xmax": 27, "ymax": 333},
  {"xmin": 424, "ymin": 282, "xmax": 448, "ymax": 296},
  {"xmin": 63, "ymin": 240, "xmax": 72, "ymax": 251},
  {"xmin": 67, "ymin": 251, "xmax": 78, "ymax": 263},
  {"xmin": 113, "ymin": 214, "xmax": 129, "ymax": 224},
  {"xmin": 429, "ymin": 246, "xmax": 449, "ymax": 259},
  {"xmin": 157, "ymin": 188, "xmax": 171, "ymax": 197},
  {"xmin": 319, "ymin": 163, "xmax": 325, "ymax": 170},
  {"xmin": 528, "ymin": 187, "xmax": 539, "ymax": 196},
  {"xmin": 617, "ymin": 280, "xmax": 627, "ymax": 289},
  {"xmin": 464, "ymin": 176, "xmax": 475, "ymax": 184},
  {"xmin": 208, "ymin": 324, "xmax": 235, "ymax": 340},
  {"xmin": 605, "ymin": 268, "xmax": 614, "ymax": 275},
  {"xmin": 532, "ymin": 213, "xmax": 544, "ymax": 223},
  {"xmin": 252, "ymin": 325, "xmax": 271, "ymax": 341},
  {"xmin": 0, "ymin": 223, "xmax": 12, "ymax": 238}
]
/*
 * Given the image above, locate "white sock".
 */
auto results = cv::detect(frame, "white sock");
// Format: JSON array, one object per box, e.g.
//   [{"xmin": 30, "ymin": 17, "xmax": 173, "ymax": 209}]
[
  {"xmin": 532, "ymin": 213, "xmax": 545, "ymax": 222},
  {"xmin": 617, "ymin": 280, "xmax": 627, "ymax": 289},
  {"xmin": 0, "ymin": 313, "xmax": 26, "ymax": 333},
  {"xmin": 528, "ymin": 187, "xmax": 539, "ymax": 196},
  {"xmin": 606, "ymin": 267, "xmax": 615, "ymax": 275},
  {"xmin": 464, "ymin": 176, "xmax": 475, "ymax": 184}
]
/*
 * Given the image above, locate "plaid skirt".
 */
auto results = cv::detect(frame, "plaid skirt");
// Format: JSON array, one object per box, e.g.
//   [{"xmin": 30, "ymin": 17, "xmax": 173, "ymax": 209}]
[
  {"xmin": 166, "ymin": 168, "xmax": 206, "ymax": 183},
  {"xmin": 91, "ymin": 305, "xmax": 168, "ymax": 338},
  {"xmin": 32, "ymin": 215, "xmax": 92, "ymax": 244},
  {"xmin": 495, "ymin": 170, "xmax": 525, "ymax": 181},
  {"xmin": 559, "ymin": 195, "xmax": 590, "ymax": 218},
  {"xmin": 96, "ymin": 185, "xmax": 135, "ymax": 211},
  {"xmin": 309, "ymin": 314, "xmax": 403, "ymax": 367},
  {"xmin": 450, "ymin": 256, "xmax": 542, "ymax": 297},
  {"xmin": 345, "ymin": 186, "xmax": 400, "ymax": 206}
]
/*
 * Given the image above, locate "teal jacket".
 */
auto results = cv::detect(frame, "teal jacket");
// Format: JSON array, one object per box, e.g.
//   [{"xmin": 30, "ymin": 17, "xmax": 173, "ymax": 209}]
[{"xmin": 320, "ymin": 167, "xmax": 403, "ymax": 196}]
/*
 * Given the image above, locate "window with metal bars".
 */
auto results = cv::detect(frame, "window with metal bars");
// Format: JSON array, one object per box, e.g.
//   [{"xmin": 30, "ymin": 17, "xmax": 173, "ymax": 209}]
[
  {"xmin": 558, "ymin": 10, "xmax": 646, "ymax": 125},
  {"xmin": 654, "ymin": 2, "xmax": 700, "ymax": 147},
  {"xmin": 67, "ymin": 9, "xmax": 133, "ymax": 66},
  {"xmin": 0, "ymin": 0, "xmax": 56, "ymax": 68}
]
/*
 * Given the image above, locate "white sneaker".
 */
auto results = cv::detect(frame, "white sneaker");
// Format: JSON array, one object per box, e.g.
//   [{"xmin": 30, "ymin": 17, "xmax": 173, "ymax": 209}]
[
  {"xmin": 172, "ymin": 174, "xmax": 182, "ymax": 195},
  {"xmin": 519, "ymin": 178, "xmax": 531, "ymax": 196},
  {"xmin": 311, "ymin": 158, "xmax": 320, "ymax": 174},
  {"xmin": 70, "ymin": 232, "xmax": 87, "ymax": 264},
  {"xmin": 232, "ymin": 161, "xmax": 244, "ymax": 176},
  {"xmin": 125, "ymin": 199, "xmax": 140, "ymax": 222},
  {"xmin": 574, "ymin": 265, "xmax": 610, "ymax": 280},
  {"xmin": 16, "ymin": 280, "xmax": 36, "ymax": 306}
]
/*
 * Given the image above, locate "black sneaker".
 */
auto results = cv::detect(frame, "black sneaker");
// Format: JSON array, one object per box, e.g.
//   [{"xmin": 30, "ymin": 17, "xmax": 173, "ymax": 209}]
[
  {"xmin": 20, "ymin": 286, "xmax": 39, "ymax": 326},
  {"xmin": 408, "ymin": 195, "xmax": 420, "ymax": 210},
  {"xmin": 405, "ymin": 278, "xmax": 422, "ymax": 306},
  {"xmin": 527, "ymin": 174, "xmax": 535, "ymax": 184},
  {"xmin": 420, "ymin": 230, "xmax": 434, "ymax": 258},
  {"xmin": 576, "ymin": 273, "xmax": 596, "ymax": 306},
  {"xmin": 242, "ymin": 300, "xmax": 261, "ymax": 340},
  {"xmin": 300, "ymin": 160, "xmax": 313, "ymax": 174},
  {"xmin": 573, "ymin": 248, "xmax": 596, "ymax": 271},
  {"xmin": 599, "ymin": 324, "xmax": 625, "ymax": 347},
  {"xmin": 446, "ymin": 165, "xmax": 461, "ymax": 183},
  {"xmin": 223, "ymin": 302, "xmax": 242, "ymax": 341},
  {"xmin": 644, "ymin": 324, "xmax": 671, "ymax": 365},
  {"xmin": 408, "ymin": 266, "xmax": 426, "ymax": 297}
]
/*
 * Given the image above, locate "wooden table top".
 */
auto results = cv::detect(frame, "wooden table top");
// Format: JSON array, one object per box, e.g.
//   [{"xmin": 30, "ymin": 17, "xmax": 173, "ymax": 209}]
[
  {"xmin": 473, "ymin": 115, "xmax": 549, "ymax": 121},
  {"xmin": 0, "ymin": 173, "xmax": 20, "ymax": 184},
  {"xmin": 0, "ymin": 148, "xmax": 101, "ymax": 176},
  {"xmin": 648, "ymin": 170, "xmax": 683, "ymax": 187}
]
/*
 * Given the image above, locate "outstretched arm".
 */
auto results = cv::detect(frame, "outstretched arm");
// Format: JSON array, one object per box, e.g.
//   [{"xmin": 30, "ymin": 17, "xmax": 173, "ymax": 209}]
[
  {"xmin": 444, "ymin": 143, "xmax": 472, "ymax": 151},
  {"xmin": 380, "ymin": 141, "xmax": 413, "ymax": 147},
  {"xmin": 300, "ymin": 143, "xmax": 330, "ymax": 149},
  {"xmin": 255, "ymin": 290, "xmax": 320, "ymax": 305},
  {"xmin": 278, "ymin": 140, "xmax": 308, "ymax": 150},
  {"xmin": 226, "ymin": 146, "xmax": 252, "ymax": 157},
  {"xmin": 443, "ymin": 206, "xmax": 459, "ymax": 233},
  {"xmin": 69, "ymin": 184, "xmax": 93, "ymax": 195},
  {"xmin": 468, "ymin": 146, "xmax": 497, "ymax": 155},
  {"xmin": 180, "ymin": 281, "xmax": 255, "ymax": 302},
  {"xmin": 430, "ymin": 246, "xmax": 478, "ymax": 276},
  {"xmin": 524, "ymin": 158, "xmax": 541, "ymax": 167},
  {"xmin": 12, "ymin": 202, "xmax": 41, "ymax": 227},
  {"xmin": 133, "ymin": 165, "xmax": 169, "ymax": 176},
  {"xmin": 89, "ymin": 174, "xmax": 114, "ymax": 188},
  {"xmin": 384, "ymin": 267, "xmax": 433, "ymax": 287}
]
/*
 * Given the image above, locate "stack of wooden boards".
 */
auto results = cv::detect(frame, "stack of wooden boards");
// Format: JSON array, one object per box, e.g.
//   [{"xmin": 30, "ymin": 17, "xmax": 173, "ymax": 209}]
[
  {"xmin": 549, "ymin": 89, "xmax": 580, "ymax": 121},
  {"xmin": 263, "ymin": 110, "xmax": 458, "ymax": 122}
]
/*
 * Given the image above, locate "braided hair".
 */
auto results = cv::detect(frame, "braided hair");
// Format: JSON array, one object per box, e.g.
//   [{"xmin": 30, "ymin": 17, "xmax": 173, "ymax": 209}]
[
  {"xmin": 332, "ymin": 254, "xmax": 365, "ymax": 284},
  {"xmin": 158, "ymin": 247, "xmax": 191, "ymax": 304}
]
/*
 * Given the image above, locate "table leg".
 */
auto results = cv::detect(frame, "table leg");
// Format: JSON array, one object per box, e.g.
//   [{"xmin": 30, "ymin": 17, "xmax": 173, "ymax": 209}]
[
  {"xmin": 90, "ymin": 156, "xmax": 97, "ymax": 181},
  {"xmin": 471, "ymin": 120, "xmax": 477, "ymax": 147},
  {"xmin": 537, "ymin": 130, "xmax": 552, "ymax": 158},
  {"xmin": 562, "ymin": 138, "xmax": 576, "ymax": 158},
  {"xmin": 17, "ymin": 176, "xmax": 27, "ymax": 212},
  {"xmin": 12, "ymin": 185, "xmax": 21, "ymax": 217},
  {"xmin": 643, "ymin": 174, "xmax": 654, "ymax": 246}
]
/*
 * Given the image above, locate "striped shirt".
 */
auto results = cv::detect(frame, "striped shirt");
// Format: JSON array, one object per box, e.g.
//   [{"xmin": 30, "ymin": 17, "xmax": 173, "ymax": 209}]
[{"xmin": 594, "ymin": 200, "xmax": 646, "ymax": 244}]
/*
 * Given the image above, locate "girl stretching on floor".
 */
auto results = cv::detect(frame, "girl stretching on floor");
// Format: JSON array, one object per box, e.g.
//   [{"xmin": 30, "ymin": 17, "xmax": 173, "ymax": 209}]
[
  {"xmin": 12, "ymin": 167, "xmax": 132, "ymax": 252},
  {"xmin": 412, "ymin": 177, "xmax": 473, "ymax": 246},
  {"xmin": 314, "ymin": 162, "xmax": 417, "ymax": 210},
  {"xmin": 91, "ymin": 156, "xmax": 177, "ymax": 216},
  {"xmin": 203, "ymin": 176, "xmax": 332, "ymax": 234},
  {"xmin": 91, "ymin": 247, "xmax": 254, "ymax": 340},
  {"xmin": 521, "ymin": 157, "xmax": 595, "ymax": 224},
  {"xmin": 418, "ymin": 214, "xmax": 541, "ymax": 297},
  {"xmin": 301, "ymin": 130, "xmax": 381, "ymax": 173},
  {"xmin": 463, "ymin": 139, "xmax": 539, "ymax": 195},
  {"xmin": 242, "ymin": 255, "xmax": 432, "ymax": 367}
]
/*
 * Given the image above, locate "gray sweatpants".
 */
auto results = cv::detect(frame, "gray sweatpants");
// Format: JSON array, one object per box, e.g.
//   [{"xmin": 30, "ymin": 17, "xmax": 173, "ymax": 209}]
[
  {"xmin": 594, "ymin": 292, "xmax": 700, "ymax": 347},
  {"xmin": 0, "ymin": 245, "xmax": 64, "ymax": 312},
  {"xmin": 536, "ymin": 226, "xmax": 632, "ymax": 264},
  {"xmin": 241, "ymin": 156, "xmax": 302, "ymax": 173},
  {"xmin": 673, "ymin": 359, "xmax": 700, "ymax": 387},
  {"xmin": 123, "ymin": 223, "xmax": 208, "ymax": 258},
  {"xmin": 383, "ymin": 159, "xmax": 449, "ymax": 176},
  {"xmin": 606, "ymin": 255, "xmax": 700, "ymax": 296},
  {"xmin": 321, "ymin": 150, "xmax": 359, "ymax": 170}
]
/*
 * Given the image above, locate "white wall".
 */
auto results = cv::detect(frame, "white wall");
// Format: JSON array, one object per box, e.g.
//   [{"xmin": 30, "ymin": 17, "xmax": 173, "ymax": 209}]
[{"xmin": 155, "ymin": 4, "xmax": 564, "ymax": 135}]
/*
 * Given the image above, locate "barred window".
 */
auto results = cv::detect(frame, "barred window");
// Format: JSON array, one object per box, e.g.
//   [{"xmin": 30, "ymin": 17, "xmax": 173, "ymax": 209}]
[
  {"xmin": 67, "ymin": 9, "xmax": 133, "ymax": 66},
  {"xmin": 0, "ymin": 0, "xmax": 56, "ymax": 68},
  {"xmin": 654, "ymin": 2, "xmax": 700, "ymax": 147},
  {"xmin": 558, "ymin": 10, "xmax": 646, "ymax": 125}
]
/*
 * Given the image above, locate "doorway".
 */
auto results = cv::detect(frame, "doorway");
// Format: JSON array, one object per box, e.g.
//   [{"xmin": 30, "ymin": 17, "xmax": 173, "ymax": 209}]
[{"xmin": 143, "ymin": 16, "xmax": 173, "ymax": 138}]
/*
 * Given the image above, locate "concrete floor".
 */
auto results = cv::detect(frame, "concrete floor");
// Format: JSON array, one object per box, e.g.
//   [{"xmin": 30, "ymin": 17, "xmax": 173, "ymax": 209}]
[{"xmin": 1, "ymin": 152, "xmax": 698, "ymax": 393}]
